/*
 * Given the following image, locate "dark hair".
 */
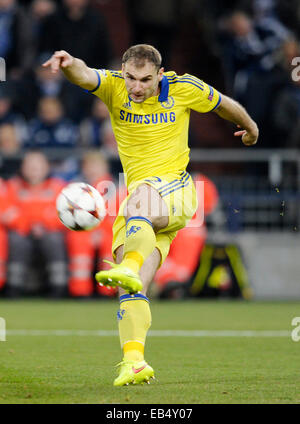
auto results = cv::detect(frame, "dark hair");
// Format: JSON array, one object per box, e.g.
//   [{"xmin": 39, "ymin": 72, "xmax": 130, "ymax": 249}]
[{"xmin": 122, "ymin": 44, "xmax": 162, "ymax": 70}]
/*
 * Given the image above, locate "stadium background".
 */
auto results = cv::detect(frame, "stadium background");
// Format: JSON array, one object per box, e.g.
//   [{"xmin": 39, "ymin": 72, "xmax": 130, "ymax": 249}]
[
  {"xmin": 0, "ymin": 0, "xmax": 300, "ymax": 300},
  {"xmin": 1, "ymin": 0, "xmax": 300, "ymax": 407}
]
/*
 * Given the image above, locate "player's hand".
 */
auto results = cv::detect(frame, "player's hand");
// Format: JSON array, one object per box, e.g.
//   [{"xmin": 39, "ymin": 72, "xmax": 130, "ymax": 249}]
[
  {"xmin": 42, "ymin": 50, "xmax": 74, "ymax": 73},
  {"xmin": 234, "ymin": 125, "xmax": 258, "ymax": 146}
]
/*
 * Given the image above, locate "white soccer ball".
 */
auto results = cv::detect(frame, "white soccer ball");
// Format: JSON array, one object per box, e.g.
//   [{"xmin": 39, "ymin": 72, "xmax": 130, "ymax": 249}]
[{"xmin": 56, "ymin": 182, "xmax": 106, "ymax": 231}]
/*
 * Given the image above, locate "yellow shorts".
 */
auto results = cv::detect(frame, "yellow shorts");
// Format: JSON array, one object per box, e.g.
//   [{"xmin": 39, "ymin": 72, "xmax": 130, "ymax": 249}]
[{"xmin": 112, "ymin": 171, "xmax": 198, "ymax": 266}]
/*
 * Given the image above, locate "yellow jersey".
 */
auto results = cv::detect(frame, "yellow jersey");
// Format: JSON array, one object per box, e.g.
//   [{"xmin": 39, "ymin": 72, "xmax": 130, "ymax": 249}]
[{"xmin": 90, "ymin": 69, "xmax": 221, "ymax": 187}]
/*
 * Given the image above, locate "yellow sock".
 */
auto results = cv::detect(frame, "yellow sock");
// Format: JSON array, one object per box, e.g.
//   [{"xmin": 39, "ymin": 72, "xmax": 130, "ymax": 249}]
[
  {"xmin": 121, "ymin": 217, "xmax": 156, "ymax": 274},
  {"xmin": 117, "ymin": 293, "xmax": 151, "ymax": 362}
]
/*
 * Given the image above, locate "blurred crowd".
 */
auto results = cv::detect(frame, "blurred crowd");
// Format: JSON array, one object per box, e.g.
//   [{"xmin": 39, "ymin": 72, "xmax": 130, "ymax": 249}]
[
  {"xmin": 1, "ymin": 0, "xmax": 300, "ymax": 297},
  {"xmin": 1, "ymin": 0, "xmax": 300, "ymax": 164},
  {"xmin": 0, "ymin": 149, "xmax": 219, "ymax": 298}
]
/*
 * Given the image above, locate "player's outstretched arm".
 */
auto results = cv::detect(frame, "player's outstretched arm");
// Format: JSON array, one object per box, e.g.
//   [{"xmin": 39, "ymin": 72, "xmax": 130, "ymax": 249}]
[
  {"xmin": 42, "ymin": 50, "xmax": 98, "ymax": 91},
  {"xmin": 214, "ymin": 94, "xmax": 259, "ymax": 146}
]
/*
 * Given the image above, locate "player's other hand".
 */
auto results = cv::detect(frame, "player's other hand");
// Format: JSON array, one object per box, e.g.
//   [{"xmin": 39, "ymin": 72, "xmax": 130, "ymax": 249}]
[
  {"xmin": 42, "ymin": 50, "xmax": 74, "ymax": 73},
  {"xmin": 234, "ymin": 125, "xmax": 259, "ymax": 146}
]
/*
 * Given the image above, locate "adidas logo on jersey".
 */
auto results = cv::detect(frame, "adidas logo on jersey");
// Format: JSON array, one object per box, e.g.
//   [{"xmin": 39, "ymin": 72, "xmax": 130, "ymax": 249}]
[
  {"xmin": 122, "ymin": 101, "xmax": 132, "ymax": 110},
  {"xmin": 126, "ymin": 225, "xmax": 141, "ymax": 237}
]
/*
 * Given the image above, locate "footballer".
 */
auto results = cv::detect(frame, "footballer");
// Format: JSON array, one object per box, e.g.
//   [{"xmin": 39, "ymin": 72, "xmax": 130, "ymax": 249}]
[{"xmin": 43, "ymin": 44, "xmax": 258, "ymax": 386}]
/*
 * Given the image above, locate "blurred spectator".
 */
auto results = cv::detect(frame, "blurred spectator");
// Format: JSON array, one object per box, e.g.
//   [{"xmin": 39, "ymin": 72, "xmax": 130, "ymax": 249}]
[
  {"xmin": 0, "ymin": 178, "xmax": 8, "ymax": 291},
  {"xmin": 271, "ymin": 63, "xmax": 300, "ymax": 146},
  {"xmin": 252, "ymin": 0, "xmax": 281, "ymax": 23},
  {"xmin": 0, "ymin": 123, "xmax": 19, "ymax": 155},
  {"xmin": 126, "ymin": 0, "xmax": 180, "ymax": 68},
  {"xmin": 217, "ymin": 9, "xmax": 290, "ymax": 147},
  {"xmin": 201, "ymin": 0, "xmax": 249, "ymax": 20},
  {"xmin": 30, "ymin": 0, "xmax": 56, "ymax": 40},
  {"xmin": 66, "ymin": 150, "xmax": 125, "ymax": 297},
  {"xmin": 101, "ymin": 118, "xmax": 118, "ymax": 158},
  {"xmin": 277, "ymin": 0, "xmax": 300, "ymax": 40},
  {"xmin": 0, "ymin": 123, "xmax": 22, "ymax": 178},
  {"xmin": 259, "ymin": 36, "xmax": 300, "ymax": 147},
  {"xmin": 218, "ymin": 10, "xmax": 289, "ymax": 98},
  {"xmin": 0, "ymin": 0, "xmax": 34, "ymax": 78},
  {"xmin": 25, "ymin": 0, "xmax": 57, "ymax": 74},
  {"xmin": 0, "ymin": 84, "xmax": 28, "ymax": 143},
  {"xmin": 79, "ymin": 100, "xmax": 121, "ymax": 177},
  {"xmin": 19, "ymin": 52, "xmax": 93, "ymax": 121},
  {"xmin": 278, "ymin": 36, "xmax": 300, "ymax": 75},
  {"xmin": 78, "ymin": 150, "xmax": 111, "ymax": 186},
  {"xmin": 26, "ymin": 95, "xmax": 80, "ymax": 181},
  {"xmin": 28, "ymin": 96, "xmax": 78, "ymax": 148},
  {"xmin": 4, "ymin": 150, "xmax": 68, "ymax": 297},
  {"xmin": 154, "ymin": 173, "xmax": 219, "ymax": 297},
  {"xmin": 38, "ymin": 0, "xmax": 113, "ymax": 68},
  {"xmin": 79, "ymin": 98, "xmax": 110, "ymax": 147},
  {"xmin": 17, "ymin": 53, "xmax": 64, "ymax": 120}
]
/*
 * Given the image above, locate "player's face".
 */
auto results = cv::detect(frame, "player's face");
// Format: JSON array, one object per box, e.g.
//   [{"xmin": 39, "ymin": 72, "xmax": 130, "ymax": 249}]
[{"xmin": 122, "ymin": 60, "xmax": 164, "ymax": 103}]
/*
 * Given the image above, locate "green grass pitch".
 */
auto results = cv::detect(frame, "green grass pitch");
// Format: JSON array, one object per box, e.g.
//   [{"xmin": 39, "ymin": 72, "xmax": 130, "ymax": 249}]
[{"xmin": 0, "ymin": 299, "xmax": 300, "ymax": 404}]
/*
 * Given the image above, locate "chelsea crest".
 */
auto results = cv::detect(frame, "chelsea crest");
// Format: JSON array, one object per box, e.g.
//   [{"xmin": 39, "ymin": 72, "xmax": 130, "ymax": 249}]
[{"xmin": 160, "ymin": 96, "xmax": 175, "ymax": 109}]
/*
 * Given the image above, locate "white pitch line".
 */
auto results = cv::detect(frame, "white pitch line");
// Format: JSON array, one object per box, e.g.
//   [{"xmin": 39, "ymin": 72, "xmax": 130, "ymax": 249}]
[{"xmin": 5, "ymin": 329, "xmax": 291, "ymax": 337}]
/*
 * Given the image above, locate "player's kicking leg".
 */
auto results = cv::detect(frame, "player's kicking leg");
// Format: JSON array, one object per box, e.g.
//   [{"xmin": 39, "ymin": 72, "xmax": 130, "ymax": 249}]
[
  {"xmin": 95, "ymin": 184, "xmax": 168, "ymax": 294},
  {"xmin": 113, "ymin": 245, "xmax": 160, "ymax": 386}
]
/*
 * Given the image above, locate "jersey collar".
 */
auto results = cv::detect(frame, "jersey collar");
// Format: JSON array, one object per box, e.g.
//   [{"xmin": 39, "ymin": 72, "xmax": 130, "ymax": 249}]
[
  {"xmin": 158, "ymin": 75, "xmax": 169, "ymax": 102},
  {"xmin": 128, "ymin": 75, "xmax": 169, "ymax": 105}
]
